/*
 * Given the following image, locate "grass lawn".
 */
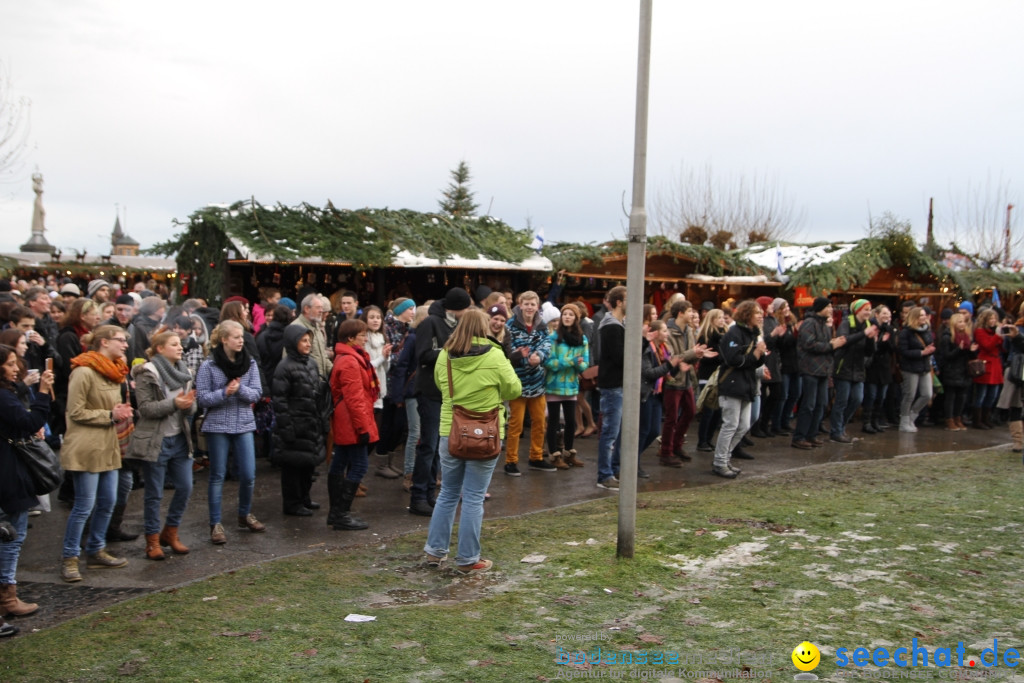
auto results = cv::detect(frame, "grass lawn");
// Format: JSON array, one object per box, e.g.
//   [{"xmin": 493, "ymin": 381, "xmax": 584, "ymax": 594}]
[{"xmin": 3, "ymin": 448, "xmax": 1022, "ymax": 682}]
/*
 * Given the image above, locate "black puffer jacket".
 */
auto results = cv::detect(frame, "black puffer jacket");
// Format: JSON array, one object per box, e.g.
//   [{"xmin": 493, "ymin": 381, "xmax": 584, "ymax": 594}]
[
  {"xmin": 257, "ymin": 319, "xmax": 289, "ymax": 381},
  {"xmin": 898, "ymin": 325, "xmax": 934, "ymax": 375},
  {"xmin": 833, "ymin": 314, "xmax": 873, "ymax": 382},
  {"xmin": 797, "ymin": 313, "xmax": 834, "ymax": 377},
  {"xmin": 865, "ymin": 320, "xmax": 895, "ymax": 385},
  {"xmin": 937, "ymin": 326, "xmax": 977, "ymax": 389},
  {"xmin": 717, "ymin": 322, "xmax": 764, "ymax": 401},
  {"xmin": 271, "ymin": 326, "xmax": 328, "ymax": 469}
]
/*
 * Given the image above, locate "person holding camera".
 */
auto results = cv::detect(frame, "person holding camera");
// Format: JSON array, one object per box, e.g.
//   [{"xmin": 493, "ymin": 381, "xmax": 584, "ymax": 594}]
[{"xmin": 0, "ymin": 343, "xmax": 55, "ymax": 633}]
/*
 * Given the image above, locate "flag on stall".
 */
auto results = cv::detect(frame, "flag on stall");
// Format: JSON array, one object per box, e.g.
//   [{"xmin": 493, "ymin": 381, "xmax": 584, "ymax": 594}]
[
  {"xmin": 529, "ymin": 227, "xmax": 545, "ymax": 253},
  {"xmin": 776, "ymin": 243, "xmax": 784, "ymax": 277},
  {"xmin": 992, "ymin": 287, "xmax": 1002, "ymax": 309}
]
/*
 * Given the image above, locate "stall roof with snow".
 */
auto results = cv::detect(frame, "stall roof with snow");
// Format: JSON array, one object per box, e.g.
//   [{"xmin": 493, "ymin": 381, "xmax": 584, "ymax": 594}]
[
  {"xmin": 542, "ymin": 235, "xmax": 769, "ymax": 283},
  {"xmin": 742, "ymin": 237, "xmax": 957, "ymax": 298},
  {"xmin": 150, "ymin": 200, "xmax": 551, "ymax": 272}
]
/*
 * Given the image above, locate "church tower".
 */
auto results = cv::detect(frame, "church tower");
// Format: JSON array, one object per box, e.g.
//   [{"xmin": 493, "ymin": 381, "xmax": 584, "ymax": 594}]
[{"xmin": 111, "ymin": 215, "xmax": 140, "ymax": 257}]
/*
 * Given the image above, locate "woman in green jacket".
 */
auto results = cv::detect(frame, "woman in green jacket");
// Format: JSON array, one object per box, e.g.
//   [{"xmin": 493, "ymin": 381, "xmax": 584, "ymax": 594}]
[{"xmin": 424, "ymin": 310, "xmax": 521, "ymax": 574}]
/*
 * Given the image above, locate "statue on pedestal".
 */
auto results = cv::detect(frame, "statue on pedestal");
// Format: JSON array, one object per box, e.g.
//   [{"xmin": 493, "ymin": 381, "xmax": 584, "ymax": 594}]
[{"xmin": 21, "ymin": 171, "xmax": 56, "ymax": 255}]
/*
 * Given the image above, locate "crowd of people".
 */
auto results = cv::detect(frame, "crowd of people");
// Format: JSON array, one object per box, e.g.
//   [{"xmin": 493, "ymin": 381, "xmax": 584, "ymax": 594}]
[{"xmin": 0, "ymin": 272, "xmax": 1020, "ymax": 637}]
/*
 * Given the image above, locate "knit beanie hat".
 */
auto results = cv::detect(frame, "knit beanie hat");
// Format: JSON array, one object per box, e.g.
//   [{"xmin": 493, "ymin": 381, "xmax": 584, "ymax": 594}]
[
  {"xmin": 851, "ymin": 299, "xmax": 871, "ymax": 314},
  {"xmin": 279, "ymin": 297, "xmax": 297, "ymax": 311},
  {"xmin": 443, "ymin": 287, "xmax": 472, "ymax": 311},
  {"xmin": 770, "ymin": 297, "xmax": 788, "ymax": 314},
  {"xmin": 87, "ymin": 279, "xmax": 110, "ymax": 298},
  {"xmin": 487, "ymin": 304, "xmax": 509, "ymax": 320},
  {"xmin": 959, "ymin": 301, "xmax": 974, "ymax": 314},
  {"xmin": 812, "ymin": 296, "xmax": 831, "ymax": 313},
  {"xmin": 755, "ymin": 296, "xmax": 774, "ymax": 313}
]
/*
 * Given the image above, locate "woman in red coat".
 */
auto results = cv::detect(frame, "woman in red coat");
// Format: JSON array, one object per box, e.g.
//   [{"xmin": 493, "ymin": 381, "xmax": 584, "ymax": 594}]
[
  {"xmin": 972, "ymin": 308, "xmax": 1005, "ymax": 429},
  {"xmin": 327, "ymin": 319, "xmax": 379, "ymax": 531}
]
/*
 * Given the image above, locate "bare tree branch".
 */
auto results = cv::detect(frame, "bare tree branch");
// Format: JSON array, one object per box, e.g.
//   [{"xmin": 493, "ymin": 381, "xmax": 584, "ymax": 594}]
[
  {"xmin": 0, "ymin": 60, "xmax": 31, "ymax": 183},
  {"xmin": 939, "ymin": 173, "xmax": 1021, "ymax": 265},
  {"xmin": 651, "ymin": 162, "xmax": 806, "ymax": 247}
]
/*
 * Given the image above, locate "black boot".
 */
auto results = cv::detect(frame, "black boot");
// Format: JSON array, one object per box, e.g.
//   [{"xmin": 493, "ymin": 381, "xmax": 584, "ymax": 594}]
[
  {"xmin": 326, "ymin": 474, "xmax": 345, "ymax": 527},
  {"xmin": 861, "ymin": 408, "xmax": 878, "ymax": 434},
  {"xmin": 105, "ymin": 505, "xmax": 139, "ymax": 542},
  {"xmin": 871, "ymin": 410, "xmax": 887, "ymax": 432},
  {"xmin": 333, "ymin": 480, "xmax": 369, "ymax": 531}
]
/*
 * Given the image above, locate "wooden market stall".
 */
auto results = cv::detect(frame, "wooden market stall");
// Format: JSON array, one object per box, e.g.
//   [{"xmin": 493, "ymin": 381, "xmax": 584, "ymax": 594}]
[
  {"xmin": 542, "ymin": 236, "xmax": 777, "ymax": 312},
  {"xmin": 149, "ymin": 200, "xmax": 552, "ymax": 306}
]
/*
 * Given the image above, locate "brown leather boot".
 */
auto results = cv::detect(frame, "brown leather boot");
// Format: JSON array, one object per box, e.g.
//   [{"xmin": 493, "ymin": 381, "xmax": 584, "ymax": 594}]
[
  {"xmin": 144, "ymin": 534, "xmax": 165, "ymax": 561},
  {"xmin": 0, "ymin": 584, "xmax": 38, "ymax": 617},
  {"xmin": 944, "ymin": 418, "xmax": 958, "ymax": 431},
  {"xmin": 159, "ymin": 526, "xmax": 190, "ymax": 555},
  {"xmin": 954, "ymin": 416, "xmax": 967, "ymax": 431},
  {"xmin": 550, "ymin": 452, "xmax": 570, "ymax": 470},
  {"xmin": 563, "ymin": 449, "xmax": 584, "ymax": 467}
]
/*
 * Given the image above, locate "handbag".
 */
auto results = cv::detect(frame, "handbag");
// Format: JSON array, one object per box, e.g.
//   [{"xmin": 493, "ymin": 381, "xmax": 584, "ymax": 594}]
[
  {"xmin": 1008, "ymin": 354, "xmax": 1024, "ymax": 386},
  {"xmin": 445, "ymin": 356, "xmax": 501, "ymax": 460},
  {"xmin": 967, "ymin": 359, "xmax": 987, "ymax": 378},
  {"xmin": 7, "ymin": 435, "xmax": 63, "ymax": 496}
]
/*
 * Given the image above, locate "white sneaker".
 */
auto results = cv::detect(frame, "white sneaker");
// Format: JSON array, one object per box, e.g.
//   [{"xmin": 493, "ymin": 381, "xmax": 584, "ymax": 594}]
[{"xmin": 596, "ymin": 477, "xmax": 620, "ymax": 491}]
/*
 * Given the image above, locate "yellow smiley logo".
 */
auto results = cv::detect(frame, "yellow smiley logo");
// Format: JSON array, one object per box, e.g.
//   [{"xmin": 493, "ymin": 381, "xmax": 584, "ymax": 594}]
[{"xmin": 792, "ymin": 641, "xmax": 821, "ymax": 671}]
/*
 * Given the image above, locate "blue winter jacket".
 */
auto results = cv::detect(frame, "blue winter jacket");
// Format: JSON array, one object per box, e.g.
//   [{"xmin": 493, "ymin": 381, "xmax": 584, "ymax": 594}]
[
  {"xmin": 544, "ymin": 332, "xmax": 589, "ymax": 397},
  {"xmin": 506, "ymin": 309, "xmax": 552, "ymax": 398}
]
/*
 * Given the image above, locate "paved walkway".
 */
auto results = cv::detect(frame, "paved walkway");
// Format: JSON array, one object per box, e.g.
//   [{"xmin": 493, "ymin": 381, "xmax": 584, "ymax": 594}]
[{"xmin": 11, "ymin": 422, "xmax": 1010, "ymax": 633}]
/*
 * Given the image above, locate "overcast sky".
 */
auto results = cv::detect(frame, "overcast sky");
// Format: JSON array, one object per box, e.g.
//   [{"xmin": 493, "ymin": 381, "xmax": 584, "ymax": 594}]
[{"xmin": 1, "ymin": 1, "xmax": 1021, "ymax": 260}]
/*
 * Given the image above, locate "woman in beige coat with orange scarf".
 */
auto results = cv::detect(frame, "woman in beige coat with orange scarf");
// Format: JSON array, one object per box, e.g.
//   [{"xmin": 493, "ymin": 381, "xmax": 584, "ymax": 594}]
[{"xmin": 59, "ymin": 325, "xmax": 135, "ymax": 582}]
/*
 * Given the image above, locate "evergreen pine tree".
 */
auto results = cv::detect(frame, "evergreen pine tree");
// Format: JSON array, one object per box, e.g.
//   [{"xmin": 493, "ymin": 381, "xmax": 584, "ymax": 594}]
[{"xmin": 438, "ymin": 161, "xmax": 479, "ymax": 217}]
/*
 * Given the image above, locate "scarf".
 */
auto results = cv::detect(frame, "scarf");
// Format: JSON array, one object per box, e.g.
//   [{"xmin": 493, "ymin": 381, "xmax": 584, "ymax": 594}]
[
  {"xmin": 151, "ymin": 354, "xmax": 193, "ymax": 391},
  {"xmin": 70, "ymin": 350, "xmax": 129, "ymax": 384},
  {"xmin": 211, "ymin": 343, "xmax": 252, "ymax": 380},
  {"xmin": 348, "ymin": 343, "xmax": 381, "ymax": 402},
  {"xmin": 558, "ymin": 329, "xmax": 583, "ymax": 348},
  {"xmin": 650, "ymin": 340, "xmax": 671, "ymax": 395},
  {"xmin": 953, "ymin": 329, "xmax": 971, "ymax": 349}
]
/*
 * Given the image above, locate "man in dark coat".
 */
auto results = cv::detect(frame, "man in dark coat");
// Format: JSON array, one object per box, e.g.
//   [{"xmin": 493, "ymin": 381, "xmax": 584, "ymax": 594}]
[
  {"xmin": 829, "ymin": 299, "xmax": 878, "ymax": 443},
  {"xmin": 792, "ymin": 297, "xmax": 846, "ymax": 450},
  {"xmin": 408, "ymin": 288, "xmax": 470, "ymax": 516}
]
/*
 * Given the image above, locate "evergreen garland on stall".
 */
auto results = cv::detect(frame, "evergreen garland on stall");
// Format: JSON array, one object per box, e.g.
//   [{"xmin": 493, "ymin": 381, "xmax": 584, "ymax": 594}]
[
  {"xmin": 148, "ymin": 199, "xmax": 538, "ymax": 302},
  {"xmin": 785, "ymin": 235, "xmax": 957, "ymax": 295},
  {"xmin": 542, "ymin": 235, "xmax": 767, "ymax": 276}
]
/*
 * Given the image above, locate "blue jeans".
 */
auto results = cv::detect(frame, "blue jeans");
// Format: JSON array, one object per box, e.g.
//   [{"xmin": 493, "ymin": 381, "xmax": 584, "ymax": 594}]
[
  {"xmin": 598, "ymin": 387, "xmax": 623, "ymax": 482},
  {"xmin": 794, "ymin": 375, "xmax": 828, "ymax": 443},
  {"xmin": 424, "ymin": 437, "xmax": 498, "ymax": 566},
  {"xmin": 637, "ymin": 395, "xmax": 663, "ymax": 456},
  {"xmin": 403, "ymin": 397, "xmax": 420, "ymax": 474},
  {"xmin": 830, "ymin": 380, "xmax": 864, "ymax": 437},
  {"xmin": 62, "ymin": 469, "xmax": 118, "ymax": 558},
  {"xmin": 330, "ymin": 443, "xmax": 369, "ymax": 482},
  {"xmin": 206, "ymin": 431, "xmax": 256, "ymax": 525},
  {"xmin": 142, "ymin": 433, "xmax": 194, "ymax": 535},
  {"xmin": 775, "ymin": 372, "xmax": 801, "ymax": 429},
  {"xmin": 974, "ymin": 383, "xmax": 1000, "ymax": 409},
  {"xmin": 863, "ymin": 382, "xmax": 889, "ymax": 411},
  {"xmin": 0, "ymin": 508, "xmax": 28, "ymax": 584},
  {"xmin": 115, "ymin": 467, "xmax": 133, "ymax": 507},
  {"xmin": 412, "ymin": 397, "xmax": 441, "ymax": 503}
]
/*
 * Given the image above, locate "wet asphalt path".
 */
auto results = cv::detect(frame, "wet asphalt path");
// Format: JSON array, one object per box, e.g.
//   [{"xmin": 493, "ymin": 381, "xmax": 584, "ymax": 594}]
[{"xmin": 11, "ymin": 421, "xmax": 1010, "ymax": 632}]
